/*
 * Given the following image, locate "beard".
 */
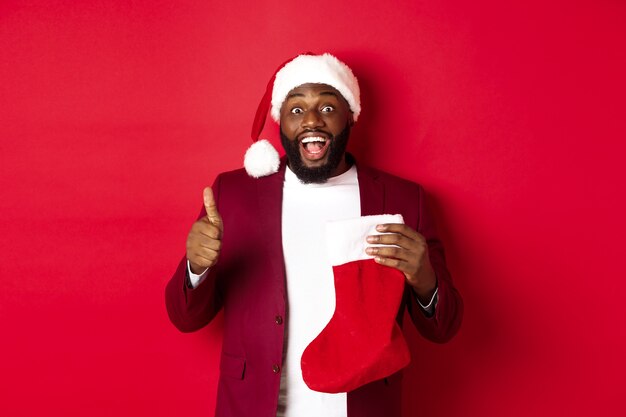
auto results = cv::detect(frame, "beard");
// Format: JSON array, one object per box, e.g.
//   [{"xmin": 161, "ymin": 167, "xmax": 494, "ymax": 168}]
[{"xmin": 280, "ymin": 124, "xmax": 351, "ymax": 184}]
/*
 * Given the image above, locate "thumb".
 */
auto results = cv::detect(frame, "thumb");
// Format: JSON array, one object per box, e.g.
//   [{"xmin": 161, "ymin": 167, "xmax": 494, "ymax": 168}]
[{"xmin": 203, "ymin": 187, "xmax": 223, "ymax": 231}]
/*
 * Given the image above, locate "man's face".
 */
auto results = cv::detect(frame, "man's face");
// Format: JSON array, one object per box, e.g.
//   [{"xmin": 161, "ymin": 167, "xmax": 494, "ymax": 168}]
[{"xmin": 279, "ymin": 83, "xmax": 353, "ymax": 183}]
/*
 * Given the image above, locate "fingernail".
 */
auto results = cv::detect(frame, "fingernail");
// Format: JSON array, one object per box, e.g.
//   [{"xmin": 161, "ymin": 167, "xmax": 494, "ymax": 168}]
[
  {"xmin": 376, "ymin": 224, "xmax": 386, "ymax": 231},
  {"xmin": 366, "ymin": 247, "xmax": 377, "ymax": 255},
  {"xmin": 367, "ymin": 236, "xmax": 377, "ymax": 243}
]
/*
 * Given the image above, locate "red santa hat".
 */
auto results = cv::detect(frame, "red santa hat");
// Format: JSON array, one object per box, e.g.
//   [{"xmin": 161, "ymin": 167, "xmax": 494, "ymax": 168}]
[{"xmin": 244, "ymin": 53, "xmax": 361, "ymax": 178}]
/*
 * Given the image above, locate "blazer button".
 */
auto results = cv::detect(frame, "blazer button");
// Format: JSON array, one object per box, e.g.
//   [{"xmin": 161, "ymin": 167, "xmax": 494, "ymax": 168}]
[
  {"xmin": 275, "ymin": 315, "xmax": 283, "ymax": 325},
  {"xmin": 272, "ymin": 364, "xmax": 281, "ymax": 373}
]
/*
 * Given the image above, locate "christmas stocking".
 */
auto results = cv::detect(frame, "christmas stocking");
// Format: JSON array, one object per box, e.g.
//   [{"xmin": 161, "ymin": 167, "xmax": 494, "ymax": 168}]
[{"xmin": 301, "ymin": 214, "xmax": 411, "ymax": 393}]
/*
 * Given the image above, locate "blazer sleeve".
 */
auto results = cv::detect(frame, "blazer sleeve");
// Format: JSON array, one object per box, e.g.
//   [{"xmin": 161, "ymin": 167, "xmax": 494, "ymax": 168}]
[
  {"xmin": 405, "ymin": 185, "xmax": 463, "ymax": 343},
  {"xmin": 164, "ymin": 175, "xmax": 224, "ymax": 333}
]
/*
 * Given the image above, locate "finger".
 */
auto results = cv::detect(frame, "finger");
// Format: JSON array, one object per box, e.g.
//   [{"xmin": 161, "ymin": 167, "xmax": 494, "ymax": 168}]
[
  {"xmin": 373, "ymin": 256, "xmax": 412, "ymax": 274},
  {"xmin": 197, "ymin": 236, "xmax": 222, "ymax": 251},
  {"xmin": 368, "ymin": 247, "xmax": 420, "ymax": 277},
  {"xmin": 366, "ymin": 232, "xmax": 418, "ymax": 250},
  {"xmin": 375, "ymin": 223, "xmax": 421, "ymax": 240},
  {"xmin": 366, "ymin": 245, "xmax": 417, "ymax": 262},
  {"xmin": 203, "ymin": 187, "xmax": 223, "ymax": 233},
  {"xmin": 192, "ymin": 249, "xmax": 220, "ymax": 264},
  {"xmin": 194, "ymin": 220, "xmax": 222, "ymax": 240}
]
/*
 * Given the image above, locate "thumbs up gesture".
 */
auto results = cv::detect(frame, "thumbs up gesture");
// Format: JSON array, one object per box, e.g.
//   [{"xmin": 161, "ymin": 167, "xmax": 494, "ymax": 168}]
[{"xmin": 186, "ymin": 187, "xmax": 224, "ymax": 275}]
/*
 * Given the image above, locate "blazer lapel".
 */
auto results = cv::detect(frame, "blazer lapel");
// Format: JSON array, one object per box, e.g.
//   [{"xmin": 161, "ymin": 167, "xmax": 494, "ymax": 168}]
[
  {"xmin": 356, "ymin": 163, "xmax": 385, "ymax": 216},
  {"xmin": 255, "ymin": 159, "xmax": 288, "ymax": 300}
]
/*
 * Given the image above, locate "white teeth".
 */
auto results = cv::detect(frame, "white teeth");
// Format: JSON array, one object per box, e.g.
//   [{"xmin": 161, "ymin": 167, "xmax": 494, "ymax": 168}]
[{"xmin": 301, "ymin": 136, "xmax": 327, "ymax": 144}]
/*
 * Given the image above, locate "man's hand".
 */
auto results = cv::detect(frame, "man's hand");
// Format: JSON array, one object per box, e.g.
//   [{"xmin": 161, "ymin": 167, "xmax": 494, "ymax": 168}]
[
  {"xmin": 365, "ymin": 224, "xmax": 437, "ymax": 304},
  {"xmin": 186, "ymin": 187, "xmax": 223, "ymax": 275}
]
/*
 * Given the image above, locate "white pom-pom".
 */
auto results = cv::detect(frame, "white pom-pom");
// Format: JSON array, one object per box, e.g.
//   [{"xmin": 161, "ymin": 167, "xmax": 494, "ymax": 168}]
[{"xmin": 244, "ymin": 139, "xmax": 280, "ymax": 178}]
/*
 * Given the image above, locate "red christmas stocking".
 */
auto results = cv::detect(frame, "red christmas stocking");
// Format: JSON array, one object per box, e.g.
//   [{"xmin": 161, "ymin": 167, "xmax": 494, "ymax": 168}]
[{"xmin": 301, "ymin": 214, "xmax": 411, "ymax": 393}]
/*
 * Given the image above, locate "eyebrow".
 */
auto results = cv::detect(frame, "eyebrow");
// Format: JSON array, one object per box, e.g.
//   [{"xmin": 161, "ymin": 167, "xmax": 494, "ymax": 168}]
[{"xmin": 286, "ymin": 90, "xmax": 340, "ymax": 99}]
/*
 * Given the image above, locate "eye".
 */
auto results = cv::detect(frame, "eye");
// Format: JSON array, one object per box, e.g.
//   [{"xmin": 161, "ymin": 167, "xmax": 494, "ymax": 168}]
[
  {"xmin": 290, "ymin": 107, "xmax": 303, "ymax": 114},
  {"xmin": 321, "ymin": 105, "xmax": 334, "ymax": 113}
]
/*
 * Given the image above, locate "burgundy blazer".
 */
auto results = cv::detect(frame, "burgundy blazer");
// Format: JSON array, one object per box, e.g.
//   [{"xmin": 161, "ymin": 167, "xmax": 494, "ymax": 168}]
[{"xmin": 165, "ymin": 157, "xmax": 463, "ymax": 417}]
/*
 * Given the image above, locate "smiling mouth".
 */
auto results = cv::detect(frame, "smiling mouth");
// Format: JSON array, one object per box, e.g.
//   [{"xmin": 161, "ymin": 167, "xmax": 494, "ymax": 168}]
[{"xmin": 300, "ymin": 136, "xmax": 330, "ymax": 160}]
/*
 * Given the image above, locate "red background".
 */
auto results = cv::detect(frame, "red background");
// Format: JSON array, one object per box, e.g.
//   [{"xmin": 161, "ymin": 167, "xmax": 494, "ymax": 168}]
[{"xmin": 1, "ymin": 1, "xmax": 625, "ymax": 416}]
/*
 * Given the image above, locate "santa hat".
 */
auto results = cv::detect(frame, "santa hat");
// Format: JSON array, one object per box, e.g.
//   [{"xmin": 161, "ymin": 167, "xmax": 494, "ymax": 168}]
[{"xmin": 244, "ymin": 53, "xmax": 361, "ymax": 178}]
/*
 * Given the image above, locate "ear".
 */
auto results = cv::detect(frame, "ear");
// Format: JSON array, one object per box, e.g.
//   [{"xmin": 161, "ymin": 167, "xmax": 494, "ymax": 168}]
[{"xmin": 348, "ymin": 113, "xmax": 355, "ymax": 127}]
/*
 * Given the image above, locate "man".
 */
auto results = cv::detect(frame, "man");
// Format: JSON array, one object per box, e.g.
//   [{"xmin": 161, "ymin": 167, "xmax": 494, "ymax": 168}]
[{"xmin": 165, "ymin": 53, "xmax": 463, "ymax": 417}]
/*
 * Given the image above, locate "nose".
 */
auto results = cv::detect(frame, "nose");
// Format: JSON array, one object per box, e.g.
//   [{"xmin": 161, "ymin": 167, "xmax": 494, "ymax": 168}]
[{"xmin": 301, "ymin": 109, "xmax": 324, "ymax": 129}]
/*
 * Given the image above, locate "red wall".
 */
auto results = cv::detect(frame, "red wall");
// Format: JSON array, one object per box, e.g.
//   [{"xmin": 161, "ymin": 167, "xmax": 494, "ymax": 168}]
[{"xmin": 1, "ymin": 1, "xmax": 624, "ymax": 416}]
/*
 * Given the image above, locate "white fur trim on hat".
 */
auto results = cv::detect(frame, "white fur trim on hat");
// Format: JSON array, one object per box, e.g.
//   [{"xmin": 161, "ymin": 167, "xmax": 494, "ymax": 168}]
[
  {"xmin": 270, "ymin": 53, "xmax": 361, "ymax": 123},
  {"xmin": 244, "ymin": 139, "xmax": 280, "ymax": 178}
]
